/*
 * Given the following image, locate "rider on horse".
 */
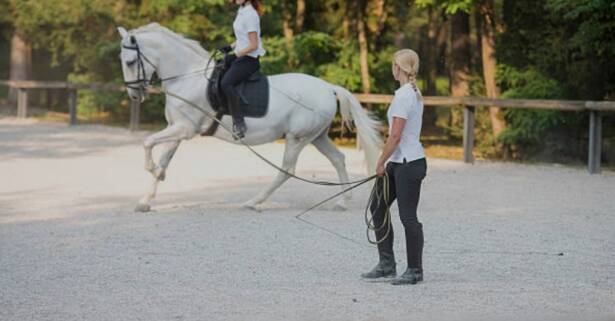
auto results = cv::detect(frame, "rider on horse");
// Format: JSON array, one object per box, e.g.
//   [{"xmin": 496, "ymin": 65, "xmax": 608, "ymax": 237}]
[{"xmin": 222, "ymin": 0, "xmax": 266, "ymax": 139}]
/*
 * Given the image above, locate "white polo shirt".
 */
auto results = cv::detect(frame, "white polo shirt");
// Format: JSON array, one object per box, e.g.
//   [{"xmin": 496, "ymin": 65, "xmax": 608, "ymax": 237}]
[
  {"xmin": 233, "ymin": 4, "xmax": 266, "ymax": 58},
  {"xmin": 387, "ymin": 84, "xmax": 425, "ymax": 163}
]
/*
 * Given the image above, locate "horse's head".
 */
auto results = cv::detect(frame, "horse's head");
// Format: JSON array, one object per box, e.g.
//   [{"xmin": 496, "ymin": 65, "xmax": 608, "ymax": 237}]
[{"xmin": 117, "ymin": 26, "xmax": 157, "ymax": 102}]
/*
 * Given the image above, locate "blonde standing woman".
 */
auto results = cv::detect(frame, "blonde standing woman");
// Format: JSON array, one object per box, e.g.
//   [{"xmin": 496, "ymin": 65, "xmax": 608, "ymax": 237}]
[{"xmin": 361, "ymin": 49, "xmax": 427, "ymax": 285}]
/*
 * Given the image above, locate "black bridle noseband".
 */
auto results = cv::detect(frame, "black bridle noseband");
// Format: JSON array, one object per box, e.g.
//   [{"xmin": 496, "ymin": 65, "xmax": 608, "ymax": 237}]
[{"xmin": 121, "ymin": 35, "xmax": 158, "ymax": 98}]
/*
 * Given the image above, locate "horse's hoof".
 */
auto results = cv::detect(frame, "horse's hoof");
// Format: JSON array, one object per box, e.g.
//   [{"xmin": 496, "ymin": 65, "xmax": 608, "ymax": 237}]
[
  {"xmin": 333, "ymin": 203, "xmax": 348, "ymax": 211},
  {"xmin": 135, "ymin": 203, "xmax": 151, "ymax": 212},
  {"xmin": 155, "ymin": 169, "xmax": 166, "ymax": 181},
  {"xmin": 241, "ymin": 202, "xmax": 261, "ymax": 212}
]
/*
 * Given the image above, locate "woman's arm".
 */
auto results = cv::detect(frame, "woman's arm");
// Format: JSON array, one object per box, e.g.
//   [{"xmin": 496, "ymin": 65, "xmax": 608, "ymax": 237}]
[
  {"xmin": 376, "ymin": 117, "xmax": 406, "ymax": 176},
  {"xmin": 236, "ymin": 32, "xmax": 258, "ymax": 57}
]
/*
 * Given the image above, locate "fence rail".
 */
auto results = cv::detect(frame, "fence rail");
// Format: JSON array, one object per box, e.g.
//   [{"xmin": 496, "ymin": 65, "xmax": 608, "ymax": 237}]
[
  {"xmin": 354, "ymin": 93, "xmax": 615, "ymax": 111},
  {"xmin": 2, "ymin": 80, "xmax": 613, "ymax": 174}
]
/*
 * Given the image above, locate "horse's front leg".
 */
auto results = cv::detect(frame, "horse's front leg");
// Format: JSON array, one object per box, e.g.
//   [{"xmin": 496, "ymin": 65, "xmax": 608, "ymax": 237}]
[
  {"xmin": 136, "ymin": 124, "xmax": 191, "ymax": 212},
  {"xmin": 142, "ymin": 125, "xmax": 190, "ymax": 177},
  {"xmin": 143, "ymin": 138, "xmax": 157, "ymax": 176},
  {"xmin": 135, "ymin": 141, "xmax": 180, "ymax": 212}
]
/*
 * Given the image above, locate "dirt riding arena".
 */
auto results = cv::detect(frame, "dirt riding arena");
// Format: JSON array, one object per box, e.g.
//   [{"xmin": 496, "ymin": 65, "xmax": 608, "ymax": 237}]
[{"xmin": 1, "ymin": 117, "xmax": 614, "ymax": 321}]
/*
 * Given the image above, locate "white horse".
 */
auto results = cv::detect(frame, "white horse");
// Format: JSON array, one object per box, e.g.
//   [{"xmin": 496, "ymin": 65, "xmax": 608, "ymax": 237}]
[{"xmin": 117, "ymin": 23, "xmax": 382, "ymax": 212}]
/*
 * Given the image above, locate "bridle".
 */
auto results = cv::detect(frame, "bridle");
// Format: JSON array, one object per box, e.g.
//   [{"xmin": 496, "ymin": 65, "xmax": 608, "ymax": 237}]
[
  {"xmin": 121, "ymin": 34, "xmax": 216, "ymax": 98},
  {"xmin": 122, "ymin": 35, "xmax": 154, "ymax": 95}
]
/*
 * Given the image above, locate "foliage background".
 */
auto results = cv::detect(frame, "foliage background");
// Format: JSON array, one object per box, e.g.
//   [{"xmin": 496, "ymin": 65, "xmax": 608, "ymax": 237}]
[{"xmin": 0, "ymin": 0, "xmax": 613, "ymax": 163}]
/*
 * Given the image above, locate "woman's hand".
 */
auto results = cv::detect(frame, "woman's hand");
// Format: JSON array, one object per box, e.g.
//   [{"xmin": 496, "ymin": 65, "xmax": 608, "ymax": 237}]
[
  {"xmin": 376, "ymin": 160, "xmax": 386, "ymax": 177},
  {"xmin": 375, "ymin": 117, "xmax": 406, "ymax": 177}
]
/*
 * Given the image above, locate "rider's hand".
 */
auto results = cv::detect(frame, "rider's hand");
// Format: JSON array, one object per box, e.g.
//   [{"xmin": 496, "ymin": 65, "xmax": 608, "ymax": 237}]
[
  {"xmin": 219, "ymin": 45, "xmax": 233, "ymax": 54},
  {"xmin": 223, "ymin": 53, "xmax": 236, "ymax": 68}
]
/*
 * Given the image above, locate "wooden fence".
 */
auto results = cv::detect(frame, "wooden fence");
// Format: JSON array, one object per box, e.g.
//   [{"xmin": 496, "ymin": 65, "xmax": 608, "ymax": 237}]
[{"xmin": 2, "ymin": 80, "xmax": 614, "ymax": 173}]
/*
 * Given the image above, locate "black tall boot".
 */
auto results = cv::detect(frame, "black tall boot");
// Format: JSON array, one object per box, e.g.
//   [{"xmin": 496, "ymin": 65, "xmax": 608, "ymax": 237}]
[
  {"xmin": 392, "ymin": 223, "xmax": 424, "ymax": 285},
  {"xmin": 232, "ymin": 117, "xmax": 247, "ymax": 140},
  {"xmin": 361, "ymin": 252, "xmax": 396, "ymax": 279},
  {"xmin": 226, "ymin": 93, "xmax": 247, "ymax": 139},
  {"xmin": 391, "ymin": 268, "xmax": 423, "ymax": 285}
]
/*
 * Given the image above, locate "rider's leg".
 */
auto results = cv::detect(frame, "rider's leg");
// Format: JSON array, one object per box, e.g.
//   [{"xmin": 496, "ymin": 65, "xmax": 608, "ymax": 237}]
[{"xmin": 220, "ymin": 55, "xmax": 260, "ymax": 139}]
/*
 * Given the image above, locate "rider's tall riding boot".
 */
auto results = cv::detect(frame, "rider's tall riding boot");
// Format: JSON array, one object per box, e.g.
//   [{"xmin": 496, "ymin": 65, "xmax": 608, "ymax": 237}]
[{"xmin": 226, "ymin": 92, "xmax": 247, "ymax": 139}]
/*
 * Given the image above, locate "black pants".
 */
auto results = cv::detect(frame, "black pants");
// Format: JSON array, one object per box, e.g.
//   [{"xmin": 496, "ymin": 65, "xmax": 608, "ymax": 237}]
[
  {"xmin": 371, "ymin": 158, "xmax": 427, "ymax": 270},
  {"xmin": 220, "ymin": 55, "xmax": 260, "ymax": 121}
]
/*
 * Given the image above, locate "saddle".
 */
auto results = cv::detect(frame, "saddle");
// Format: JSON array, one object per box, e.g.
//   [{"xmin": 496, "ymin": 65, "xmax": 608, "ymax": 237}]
[{"xmin": 206, "ymin": 57, "xmax": 270, "ymax": 119}]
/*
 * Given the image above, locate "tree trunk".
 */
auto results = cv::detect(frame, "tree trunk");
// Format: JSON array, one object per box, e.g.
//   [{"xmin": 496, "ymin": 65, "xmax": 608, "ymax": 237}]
[
  {"xmin": 8, "ymin": 29, "xmax": 32, "ymax": 105},
  {"xmin": 342, "ymin": 16, "xmax": 350, "ymax": 40},
  {"xmin": 368, "ymin": 0, "xmax": 388, "ymax": 50},
  {"xmin": 342, "ymin": 0, "xmax": 351, "ymax": 40},
  {"xmin": 474, "ymin": 10, "xmax": 483, "ymax": 73},
  {"xmin": 478, "ymin": 0, "xmax": 506, "ymax": 137},
  {"xmin": 282, "ymin": 0, "xmax": 296, "ymax": 68},
  {"xmin": 449, "ymin": 11, "xmax": 471, "ymax": 127},
  {"xmin": 282, "ymin": 0, "xmax": 294, "ymax": 41},
  {"xmin": 424, "ymin": 7, "xmax": 439, "ymax": 96},
  {"xmin": 421, "ymin": 6, "xmax": 442, "ymax": 126},
  {"xmin": 356, "ymin": 1, "xmax": 371, "ymax": 95},
  {"xmin": 394, "ymin": 32, "xmax": 405, "ymax": 47},
  {"xmin": 295, "ymin": 0, "xmax": 306, "ymax": 32},
  {"xmin": 368, "ymin": 0, "xmax": 387, "ymax": 36}
]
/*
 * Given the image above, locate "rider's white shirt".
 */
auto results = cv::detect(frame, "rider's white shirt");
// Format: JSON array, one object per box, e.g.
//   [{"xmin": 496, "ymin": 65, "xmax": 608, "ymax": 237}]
[
  {"xmin": 387, "ymin": 84, "xmax": 425, "ymax": 163},
  {"xmin": 233, "ymin": 4, "xmax": 266, "ymax": 58}
]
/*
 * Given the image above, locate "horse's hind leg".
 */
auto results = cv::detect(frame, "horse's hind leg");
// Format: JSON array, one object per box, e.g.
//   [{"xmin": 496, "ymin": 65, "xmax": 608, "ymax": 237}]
[
  {"xmin": 312, "ymin": 132, "xmax": 351, "ymax": 211},
  {"xmin": 242, "ymin": 135, "xmax": 310, "ymax": 211}
]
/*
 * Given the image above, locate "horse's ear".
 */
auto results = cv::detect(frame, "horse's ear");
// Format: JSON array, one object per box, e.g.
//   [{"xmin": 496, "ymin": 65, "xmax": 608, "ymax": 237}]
[{"xmin": 117, "ymin": 27, "xmax": 128, "ymax": 38}]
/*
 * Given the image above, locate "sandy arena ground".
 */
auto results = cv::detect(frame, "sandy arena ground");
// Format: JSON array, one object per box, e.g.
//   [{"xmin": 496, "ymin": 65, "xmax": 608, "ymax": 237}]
[{"xmin": 1, "ymin": 117, "xmax": 614, "ymax": 321}]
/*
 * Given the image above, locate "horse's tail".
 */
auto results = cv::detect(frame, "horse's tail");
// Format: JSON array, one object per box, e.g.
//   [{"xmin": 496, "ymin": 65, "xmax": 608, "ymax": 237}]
[{"xmin": 331, "ymin": 85, "xmax": 383, "ymax": 175}]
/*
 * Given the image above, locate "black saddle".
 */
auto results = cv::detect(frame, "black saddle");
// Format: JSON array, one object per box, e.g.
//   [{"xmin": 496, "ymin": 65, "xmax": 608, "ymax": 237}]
[{"xmin": 206, "ymin": 57, "xmax": 269, "ymax": 118}]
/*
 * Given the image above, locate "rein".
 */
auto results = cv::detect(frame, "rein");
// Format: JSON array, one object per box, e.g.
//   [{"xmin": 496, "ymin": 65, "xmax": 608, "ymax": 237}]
[
  {"xmin": 161, "ymin": 89, "xmax": 390, "ymax": 246},
  {"xmin": 122, "ymin": 35, "xmax": 389, "ymax": 246},
  {"xmin": 161, "ymin": 89, "xmax": 377, "ymax": 186}
]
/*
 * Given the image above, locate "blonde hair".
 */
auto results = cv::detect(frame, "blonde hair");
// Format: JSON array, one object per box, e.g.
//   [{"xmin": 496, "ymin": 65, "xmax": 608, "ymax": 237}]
[{"xmin": 393, "ymin": 49, "xmax": 423, "ymax": 101}]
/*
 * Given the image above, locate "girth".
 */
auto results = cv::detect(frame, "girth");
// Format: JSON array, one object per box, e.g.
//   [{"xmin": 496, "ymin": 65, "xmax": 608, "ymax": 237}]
[{"xmin": 200, "ymin": 111, "xmax": 225, "ymax": 136}]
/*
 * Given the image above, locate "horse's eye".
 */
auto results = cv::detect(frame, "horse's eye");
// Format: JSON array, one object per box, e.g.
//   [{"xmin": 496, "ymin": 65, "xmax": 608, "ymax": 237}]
[{"xmin": 126, "ymin": 59, "xmax": 137, "ymax": 67}]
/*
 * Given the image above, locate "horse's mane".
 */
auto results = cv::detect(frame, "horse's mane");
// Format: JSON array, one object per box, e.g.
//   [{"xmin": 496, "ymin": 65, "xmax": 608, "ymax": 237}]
[{"xmin": 133, "ymin": 23, "xmax": 210, "ymax": 59}]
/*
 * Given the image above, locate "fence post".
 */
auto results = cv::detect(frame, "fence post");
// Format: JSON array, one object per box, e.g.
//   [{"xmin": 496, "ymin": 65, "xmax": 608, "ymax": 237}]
[
  {"xmin": 68, "ymin": 89, "xmax": 78, "ymax": 126},
  {"xmin": 130, "ymin": 100, "xmax": 140, "ymax": 131},
  {"xmin": 45, "ymin": 89, "xmax": 52, "ymax": 110},
  {"xmin": 588, "ymin": 110, "xmax": 602, "ymax": 174},
  {"xmin": 17, "ymin": 88, "xmax": 28, "ymax": 118},
  {"xmin": 463, "ymin": 105, "xmax": 475, "ymax": 163}
]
